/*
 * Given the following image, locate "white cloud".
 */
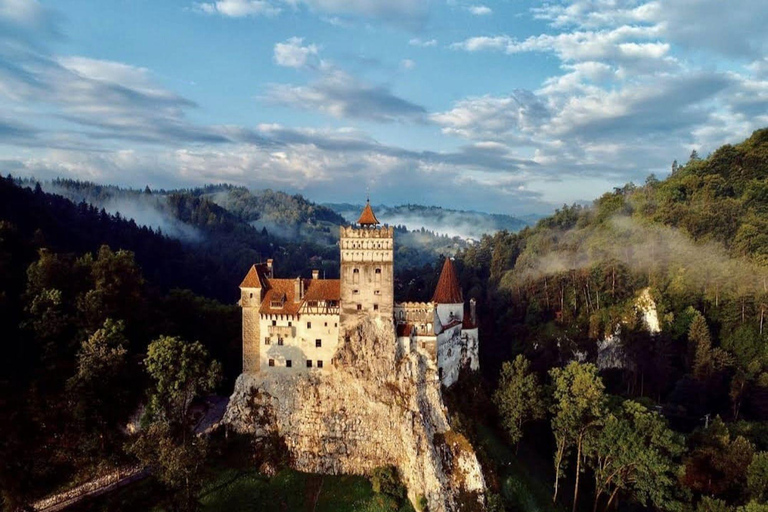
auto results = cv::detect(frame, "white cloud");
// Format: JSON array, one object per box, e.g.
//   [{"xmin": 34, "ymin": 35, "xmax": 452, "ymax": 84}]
[
  {"xmin": 468, "ymin": 5, "xmax": 492, "ymax": 16},
  {"xmin": 266, "ymin": 68, "xmax": 427, "ymax": 122},
  {"xmin": 273, "ymin": 37, "xmax": 319, "ymax": 68},
  {"xmin": 195, "ymin": 0, "xmax": 280, "ymax": 17},
  {"xmin": 409, "ymin": 38, "xmax": 437, "ymax": 47},
  {"xmin": 400, "ymin": 59, "xmax": 415, "ymax": 70}
]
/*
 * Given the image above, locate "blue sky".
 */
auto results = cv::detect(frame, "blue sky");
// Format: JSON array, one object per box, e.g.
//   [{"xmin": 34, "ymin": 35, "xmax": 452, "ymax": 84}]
[{"xmin": 1, "ymin": 0, "xmax": 767, "ymax": 214}]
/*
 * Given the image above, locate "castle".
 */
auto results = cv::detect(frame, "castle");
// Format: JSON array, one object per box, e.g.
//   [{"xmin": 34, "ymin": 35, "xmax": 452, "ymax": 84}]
[{"xmin": 239, "ymin": 201, "xmax": 479, "ymax": 387}]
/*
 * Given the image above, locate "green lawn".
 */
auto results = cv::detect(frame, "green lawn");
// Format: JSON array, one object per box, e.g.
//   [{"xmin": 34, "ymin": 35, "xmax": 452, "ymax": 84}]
[
  {"xmin": 69, "ymin": 467, "xmax": 415, "ymax": 512},
  {"xmin": 200, "ymin": 467, "xmax": 415, "ymax": 512}
]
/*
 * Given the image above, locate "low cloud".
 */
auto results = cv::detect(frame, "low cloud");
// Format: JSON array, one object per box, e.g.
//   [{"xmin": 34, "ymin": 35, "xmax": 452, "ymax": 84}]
[{"xmin": 273, "ymin": 37, "xmax": 320, "ymax": 68}]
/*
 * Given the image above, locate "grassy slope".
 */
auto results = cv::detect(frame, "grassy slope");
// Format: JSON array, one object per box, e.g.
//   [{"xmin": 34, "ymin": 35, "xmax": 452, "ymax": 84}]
[{"xmin": 69, "ymin": 468, "xmax": 415, "ymax": 512}]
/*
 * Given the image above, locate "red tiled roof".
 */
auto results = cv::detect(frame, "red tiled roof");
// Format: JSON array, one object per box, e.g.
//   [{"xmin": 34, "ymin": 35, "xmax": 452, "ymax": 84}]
[
  {"xmin": 432, "ymin": 258, "xmax": 463, "ymax": 304},
  {"xmin": 240, "ymin": 264, "xmax": 268, "ymax": 288},
  {"xmin": 303, "ymin": 279, "xmax": 340, "ymax": 301},
  {"xmin": 357, "ymin": 201, "xmax": 380, "ymax": 225},
  {"xmin": 441, "ymin": 319, "xmax": 463, "ymax": 332},
  {"xmin": 259, "ymin": 277, "xmax": 340, "ymax": 316},
  {"xmin": 396, "ymin": 324, "xmax": 413, "ymax": 337}
]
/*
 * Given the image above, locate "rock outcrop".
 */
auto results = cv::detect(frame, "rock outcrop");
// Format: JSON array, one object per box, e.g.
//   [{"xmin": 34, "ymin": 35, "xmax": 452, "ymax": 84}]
[{"xmin": 224, "ymin": 317, "xmax": 485, "ymax": 511}]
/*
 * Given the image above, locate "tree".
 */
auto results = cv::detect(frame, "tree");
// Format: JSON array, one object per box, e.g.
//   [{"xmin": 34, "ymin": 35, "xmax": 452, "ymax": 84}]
[
  {"xmin": 748, "ymin": 452, "xmax": 768, "ymax": 502},
  {"xmin": 689, "ymin": 313, "xmax": 731, "ymax": 380},
  {"xmin": 550, "ymin": 362, "xmax": 605, "ymax": 509},
  {"xmin": 66, "ymin": 318, "xmax": 130, "ymax": 458},
  {"xmin": 493, "ymin": 355, "xmax": 546, "ymax": 450},
  {"xmin": 585, "ymin": 400, "xmax": 684, "ymax": 512},
  {"xmin": 143, "ymin": 335, "xmax": 221, "ymax": 427},
  {"xmin": 128, "ymin": 336, "xmax": 221, "ymax": 512}
]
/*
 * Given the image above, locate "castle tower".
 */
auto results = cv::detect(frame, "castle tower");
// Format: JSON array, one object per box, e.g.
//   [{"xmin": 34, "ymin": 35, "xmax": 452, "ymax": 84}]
[
  {"xmin": 339, "ymin": 200, "xmax": 394, "ymax": 331},
  {"xmin": 240, "ymin": 262, "xmax": 269, "ymax": 373}
]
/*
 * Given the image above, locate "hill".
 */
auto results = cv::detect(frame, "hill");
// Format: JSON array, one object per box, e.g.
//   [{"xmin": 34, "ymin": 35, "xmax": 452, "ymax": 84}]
[{"xmin": 325, "ymin": 203, "xmax": 530, "ymax": 240}]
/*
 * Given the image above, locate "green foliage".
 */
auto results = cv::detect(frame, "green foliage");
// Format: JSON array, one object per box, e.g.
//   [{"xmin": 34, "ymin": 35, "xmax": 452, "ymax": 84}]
[
  {"xmin": 493, "ymin": 355, "xmax": 546, "ymax": 446},
  {"xmin": 585, "ymin": 399, "xmax": 684, "ymax": 511},
  {"xmin": 747, "ymin": 452, "xmax": 768, "ymax": 502},
  {"xmin": 370, "ymin": 466, "xmax": 406, "ymax": 504},
  {"xmin": 549, "ymin": 362, "xmax": 605, "ymax": 504},
  {"xmin": 144, "ymin": 335, "xmax": 222, "ymax": 427}
]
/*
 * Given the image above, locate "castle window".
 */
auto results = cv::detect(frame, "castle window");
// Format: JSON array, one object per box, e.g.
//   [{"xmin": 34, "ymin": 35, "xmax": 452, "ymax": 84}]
[
  {"xmin": 317, "ymin": 360, "xmax": 323, "ymax": 368},
  {"xmin": 421, "ymin": 341, "xmax": 426, "ymax": 349},
  {"xmin": 286, "ymin": 360, "xmax": 292, "ymax": 368},
  {"xmin": 374, "ymin": 290, "xmax": 381, "ymax": 295},
  {"xmin": 265, "ymin": 337, "xmax": 270, "ymax": 345},
  {"xmin": 352, "ymin": 268, "xmax": 359, "ymax": 284},
  {"xmin": 334, "ymin": 323, "xmax": 338, "ymax": 327},
  {"xmin": 324, "ymin": 322, "xmax": 328, "ymax": 327},
  {"xmin": 250, "ymin": 293, "xmax": 253, "ymax": 299},
  {"xmin": 278, "ymin": 338, "xmax": 284, "ymax": 346},
  {"xmin": 307, "ymin": 322, "xmax": 312, "ymax": 329},
  {"xmin": 316, "ymin": 339, "xmax": 322, "ymax": 348},
  {"xmin": 373, "ymin": 304, "xmax": 379, "ymax": 311},
  {"xmin": 375, "ymin": 268, "xmax": 381, "ymax": 274},
  {"xmin": 269, "ymin": 359, "xmax": 275, "ymax": 367},
  {"xmin": 353, "ymin": 289, "xmax": 359, "ymax": 295},
  {"xmin": 306, "ymin": 360, "xmax": 313, "ymax": 368},
  {"xmin": 288, "ymin": 321, "xmax": 292, "ymax": 327},
  {"xmin": 272, "ymin": 320, "xmax": 277, "ymax": 326},
  {"xmin": 357, "ymin": 304, "xmax": 362, "ymax": 311}
]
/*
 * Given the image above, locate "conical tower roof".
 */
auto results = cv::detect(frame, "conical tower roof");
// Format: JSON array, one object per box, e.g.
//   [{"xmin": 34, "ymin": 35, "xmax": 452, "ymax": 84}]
[
  {"xmin": 432, "ymin": 257, "xmax": 463, "ymax": 304},
  {"xmin": 356, "ymin": 199, "xmax": 380, "ymax": 226}
]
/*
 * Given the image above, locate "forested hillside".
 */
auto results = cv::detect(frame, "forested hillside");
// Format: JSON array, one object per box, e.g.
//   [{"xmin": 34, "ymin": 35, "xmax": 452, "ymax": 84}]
[{"xmin": 448, "ymin": 128, "xmax": 768, "ymax": 511}]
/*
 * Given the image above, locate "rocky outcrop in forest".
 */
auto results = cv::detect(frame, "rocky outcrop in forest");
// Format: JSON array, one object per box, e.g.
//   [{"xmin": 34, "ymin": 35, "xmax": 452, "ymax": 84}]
[{"xmin": 224, "ymin": 318, "xmax": 485, "ymax": 512}]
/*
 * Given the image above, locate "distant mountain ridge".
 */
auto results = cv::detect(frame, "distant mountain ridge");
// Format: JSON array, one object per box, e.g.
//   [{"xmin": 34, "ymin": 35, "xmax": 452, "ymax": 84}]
[{"xmin": 325, "ymin": 202, "xmax": 533, "ymax": 240}]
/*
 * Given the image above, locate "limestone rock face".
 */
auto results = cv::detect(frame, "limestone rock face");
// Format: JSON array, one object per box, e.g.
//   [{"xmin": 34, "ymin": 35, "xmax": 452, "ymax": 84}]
[{"xmin": 224, "ymin": 317, "xmax": 485, "ymax": 511}]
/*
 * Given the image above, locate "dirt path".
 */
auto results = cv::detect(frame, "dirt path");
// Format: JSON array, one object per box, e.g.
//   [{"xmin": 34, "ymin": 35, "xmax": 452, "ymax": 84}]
[{"xmin": 29, "ymin": 466, "xmax": 148, "ymax": 512}]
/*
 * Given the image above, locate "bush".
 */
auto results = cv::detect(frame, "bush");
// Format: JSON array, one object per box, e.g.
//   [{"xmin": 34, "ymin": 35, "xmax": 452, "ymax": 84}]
[{"xmin": 371, "ymin": 466, "xmax": 407, "ymax": 504}]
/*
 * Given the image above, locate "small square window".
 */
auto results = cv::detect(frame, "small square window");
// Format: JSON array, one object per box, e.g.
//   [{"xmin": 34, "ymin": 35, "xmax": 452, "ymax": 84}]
[
  {"xmin": 315, "ymin": 339, "xmax": 322, "ymax": 348},
  {"xmin": 265, "ymin": 337, "xmax": 270, "ymax": 345},
  {"xmin": 357, "ymin": 304, "xmax": 362, "ymax": 311},
  {"xmin": 307, "ymin": 322, "xmax": 312, "ymax": 329},
  {"xmin": 324, "ymin": 322, "xmax": 328, "ymax": 327},
  {"xmin": 268, "ymin": 359, "xmax": 275, "ymax": 367},
  {"xmin": 272, "ymin": 320, "xmax": 276, "ymax": 326},
  {"xmin": 334, "ymin": 323, "xmax": 338, "ymax": 327},
  {"xmin": 278, "ymin": 338, "xmax": 284, "ymax": 346},
  {"xmin": 375, "ymin": 268, "xmax": 381, "ymax": 274},
  {"xmin": 317, "ymin": 360, "xmax": 323, "ymax": 368},
  {"xmin": 373, "ymin": 304, "xmax": 379, "ymax": 311},
  {"xmin": 286, "ymin": 360, "xmax": 292, "ymax": 368},
  {"xmin": 288, "ymin": 321, "xmax": 292, "ymax": 327},
  {"xmin": 306, "ymin": 360, "xmax": 313, "ymax": 368},
  {"xmin": 353, "ymin": 289, "xmax": 359, "ymax": 294}
]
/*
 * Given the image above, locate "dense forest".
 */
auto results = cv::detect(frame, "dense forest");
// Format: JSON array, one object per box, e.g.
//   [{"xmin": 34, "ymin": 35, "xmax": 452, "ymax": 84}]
[
  {"xmin": 4, "ymin": 128, "xmax": 768, "ymax": 511},
  {"xmin": 447, "ymin": 128, "xmax": 768, "ymax": 511}
]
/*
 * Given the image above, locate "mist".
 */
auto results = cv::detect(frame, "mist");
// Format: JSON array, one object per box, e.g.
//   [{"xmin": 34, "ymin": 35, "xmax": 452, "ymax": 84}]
[
  {"xmin": 36, "ymin": 182, "xmax": 202, "ymax": 242},
  {"xmin": 504, "ymin": 215, "xmax": 768, "ymax": 298}
]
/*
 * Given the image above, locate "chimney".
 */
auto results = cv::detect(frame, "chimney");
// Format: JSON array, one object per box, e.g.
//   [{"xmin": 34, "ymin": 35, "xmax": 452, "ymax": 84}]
[
  {"xmin": 312, "ymin": 269, "xmax": 320, "ymax": 280},
  {"xmin": 266, "ymin": 259, "xmax": 274, "ymax": 278},
  {"xmin": 294, "ymin": 277, "xmax": 304, "ymax": 302},
  {"xmin": 470, "ymin": 298, "xmax": 477, "ymax": 325}
]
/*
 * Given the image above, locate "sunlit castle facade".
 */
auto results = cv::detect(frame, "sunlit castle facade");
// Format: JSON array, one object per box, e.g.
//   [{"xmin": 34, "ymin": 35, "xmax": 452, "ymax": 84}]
[{"xmin": 239, "ymin": 200, "xmax": 479, "ymax": 387}]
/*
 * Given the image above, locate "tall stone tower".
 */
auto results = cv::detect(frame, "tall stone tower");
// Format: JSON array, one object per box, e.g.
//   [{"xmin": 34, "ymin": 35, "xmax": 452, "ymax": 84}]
[
  {"xmin": 339, "ymin": 200, "xmax": 394, "ymax": 332},
  {"xmin": 239, "ymin": 260, "xmax": 271, "ymax": 373}
]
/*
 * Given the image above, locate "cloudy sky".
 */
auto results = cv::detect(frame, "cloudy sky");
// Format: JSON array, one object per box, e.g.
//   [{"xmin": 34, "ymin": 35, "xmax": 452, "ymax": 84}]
[{"xmin": 1, "ymin": 0, "xmax": 767, "ymax": 214}]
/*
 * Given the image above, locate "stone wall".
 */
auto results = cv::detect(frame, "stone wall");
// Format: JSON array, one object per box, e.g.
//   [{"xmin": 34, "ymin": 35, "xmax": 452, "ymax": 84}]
[{"xmin": 224, "ymin": 317, "xmax": 485, "ymax": 512}]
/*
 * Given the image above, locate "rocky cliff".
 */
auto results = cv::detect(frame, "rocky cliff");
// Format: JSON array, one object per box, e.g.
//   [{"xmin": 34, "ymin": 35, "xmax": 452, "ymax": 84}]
[{"xmin": 223, "ymin": 317, "xmax": 485, "ymax": 511}]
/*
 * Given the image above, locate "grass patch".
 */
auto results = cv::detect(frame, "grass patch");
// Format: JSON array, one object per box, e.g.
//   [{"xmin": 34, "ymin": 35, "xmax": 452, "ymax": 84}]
[{"xmin": 200, "ymin": 467, "xmax": 416, "ymax": 512}]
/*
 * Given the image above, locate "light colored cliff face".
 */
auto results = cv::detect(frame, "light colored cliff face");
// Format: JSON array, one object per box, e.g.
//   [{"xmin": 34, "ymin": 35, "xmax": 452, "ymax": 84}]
[{"xmin": 224, "ymin": 317, "xmax": 485, "ymax": 512}]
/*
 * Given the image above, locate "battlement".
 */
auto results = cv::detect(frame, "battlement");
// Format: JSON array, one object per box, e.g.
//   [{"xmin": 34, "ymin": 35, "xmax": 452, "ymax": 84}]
[{"xmin": 339, "ymin": 225, "xmax": 395, "ymax": 239}]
